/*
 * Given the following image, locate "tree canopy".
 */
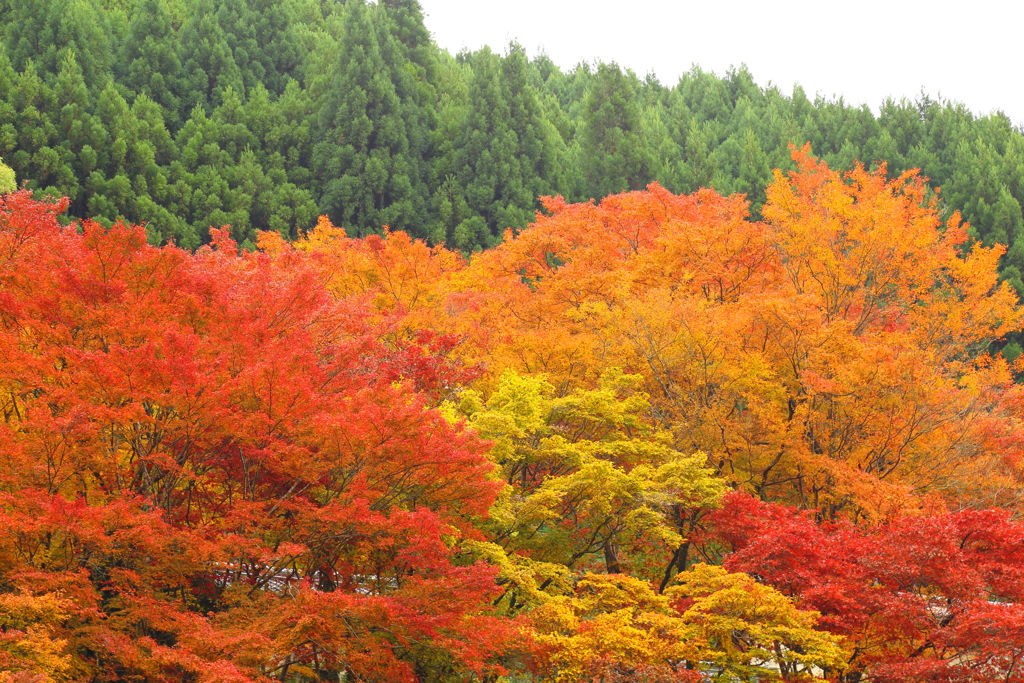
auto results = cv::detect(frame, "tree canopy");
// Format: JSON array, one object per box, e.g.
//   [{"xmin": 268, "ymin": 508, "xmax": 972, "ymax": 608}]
[{"xmin": 3, "ymin": 149, "xmax": 1022, "ymax": 681}]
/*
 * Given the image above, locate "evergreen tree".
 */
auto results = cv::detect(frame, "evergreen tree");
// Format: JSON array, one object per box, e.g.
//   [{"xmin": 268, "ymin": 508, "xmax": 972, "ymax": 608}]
[
  {"xmin": 312, "ymin": 0, "xmax": 430, "ymax": 236},
  {"xmin": 576, "ymin": 62, "xmax": 656, "ymax": 200},
  {"xmin": 503, "ymin": 44, "xmax": 566, "ymax": 207},
  {"xmin": 2, "ymin": 0, "xmax": 116, "ymax": 88},
  {"xmin": 878, "ymin": 97, "xmax": 922, "ymax": 164},
  {"xmin": 381, "ymin": 0, "xmax": 437, "ymax": 90},
  {"xmin": 447, "ymin": 44, "xmax": 564, "ymax": 249},
  {"xmin": 178, "ymin": 0, "xmax": 245, "ymax": 112},
  {"xmin": 243, "ymin": 81, "xmax": 314, "ymax": 184},
  {"xmin": 213, "ymin": 0, "xmax": 304, "ymax": 97},
  {"xmin": 426, "ymin": 53, "xmax": 471, "ymax": 245},
  {"xmin": 121, "ymin": 0, "xmax": 186, "ymax": 128},
  {"xmin": 679, "ymin": 120, "xmax": 715, "ymax": 193},
  {"xmin": 678, "ymin": 66, "xmax": 732, "ymax": 125},
  {"xmin": 450, "ymin": 46, "xmax": 506, "ymax": 248},
  {"xmin": 52, "ymin": 50, "xmax": 95, "ymax": 211}
]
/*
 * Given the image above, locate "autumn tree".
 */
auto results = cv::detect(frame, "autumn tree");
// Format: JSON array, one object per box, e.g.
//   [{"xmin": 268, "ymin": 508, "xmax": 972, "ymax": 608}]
[
  {"xmin": 450, "ymin": 369, "xmax": 724, "ymax": 598},
  {"xmin": 0, "ymin": 591, "xmax": 72, "ymax": 682},
  {"xmin": 0, "ymin": 191, "xmax": 508, "ymax": 682},
  {"xmin": 528, "ymin": 568, "xmax": 843, "ymax": 682},
  {"xmin": 0, "ymin": 158, "xmax": 13, "ymax": 192},
  {"xmin": 711, "ymin": 492, "xmax": 1024, "ymax": 683},
  {"xmin": 450, "ymin": 149, "xmax": 1024, "ymax": 521}
]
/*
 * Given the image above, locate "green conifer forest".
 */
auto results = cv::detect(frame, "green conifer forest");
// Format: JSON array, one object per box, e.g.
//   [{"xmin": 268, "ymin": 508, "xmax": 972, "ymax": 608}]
[{"xmin": 2, "ymin": 0, "xmax": 1022, "ymax": 273}]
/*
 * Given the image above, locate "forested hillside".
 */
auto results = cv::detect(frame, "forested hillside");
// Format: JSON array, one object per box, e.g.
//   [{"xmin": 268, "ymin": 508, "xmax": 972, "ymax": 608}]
[{"xmin": 2, "ymin": 0, "xmax": 1023, "ymax": 277}]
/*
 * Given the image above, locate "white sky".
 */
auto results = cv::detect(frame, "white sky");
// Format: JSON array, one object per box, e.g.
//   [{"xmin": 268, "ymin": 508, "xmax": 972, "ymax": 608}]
[{"xmin": 420, "ymin": 0, "xmax": 1024, "ymax": 128}]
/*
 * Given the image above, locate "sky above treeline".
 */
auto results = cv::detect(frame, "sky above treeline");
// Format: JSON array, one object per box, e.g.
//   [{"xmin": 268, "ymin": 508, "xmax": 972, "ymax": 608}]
[{"xmin": 421, "ymin": 0, "xmax": 1024, "ymax": 127}]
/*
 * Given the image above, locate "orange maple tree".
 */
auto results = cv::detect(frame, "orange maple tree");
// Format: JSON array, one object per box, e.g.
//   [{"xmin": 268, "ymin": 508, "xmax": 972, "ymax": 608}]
[{"xmin": 447, "ymin": 147, "xmax": 1024, "ymax": 520}]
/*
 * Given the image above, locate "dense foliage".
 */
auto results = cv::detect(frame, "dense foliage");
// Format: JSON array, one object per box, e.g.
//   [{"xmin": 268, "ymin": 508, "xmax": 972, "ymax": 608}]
[
  {"xmin": 5, "ymin": 1, "xmax": 1024, "ymax": 680},
  {"xmin": 2, "ymin": 0, "xmax": 1023, "ymax": 274},
  {"xmin": 3, "ymin": 150, "xmax": 1024, "ymax": 682}
]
